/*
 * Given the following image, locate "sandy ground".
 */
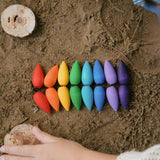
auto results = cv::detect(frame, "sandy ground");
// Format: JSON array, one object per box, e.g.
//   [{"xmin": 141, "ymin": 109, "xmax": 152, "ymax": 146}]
[{"xmin": 0, "ymin": 0, "xmax": 160, "ymax": 155}]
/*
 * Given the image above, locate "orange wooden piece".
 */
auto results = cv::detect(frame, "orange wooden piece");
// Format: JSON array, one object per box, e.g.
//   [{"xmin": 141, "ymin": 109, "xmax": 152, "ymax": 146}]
[
  {"xmin": 32, "ymin": 64, "xmax": 44, "ymax": 88},
  {"xmin": 44, "ymin": 65, "xmax": 58, "ymax": 87},
  {"xmin": 45, "ymin": 88, "xmax": 60, "ymax": 112}
]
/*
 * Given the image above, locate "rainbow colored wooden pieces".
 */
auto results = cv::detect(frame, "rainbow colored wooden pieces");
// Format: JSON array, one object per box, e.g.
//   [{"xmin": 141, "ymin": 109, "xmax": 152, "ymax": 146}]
[
  {"xmin": 58, "ymin": 86, "xmax": 70, "ymax": 111},
  {"xmin": 106, "ymin": 86, "xmax": 119, "ymax": 111},
  {"xmin": 44, "ymin": 65, "xmax": 58, "ymax": 87},
  {"xmin": 104, "ymin": 60, "xmax": 117, "ymax": 85},
  {"xmin": 82, "ymin": 61, "xmax": 93, "ymax": 85},
  {"xmin": 45, "ymin": 88, "xmax": 60, "ymax": 112},
  {"xmin": 93, "ymin": 60, "xmax": 105, "ymax": 85},
  {"xmin": 58, "ymin": 61, "xmax": 69, "ymax": 86},
  {"xmin": 70, "ymin": 60, "xmax": 81, "ymax": 85},
  {"xmin": 70, "ymin": 86, "xmax": 82, "ymax": 111},
  {"xmin": 94, "ymin": 86, "xmax": 105, "ymax": 111},
  {"xmin": 81, "ymin": 86, "xmax": 93, "ymax": 111},
  {"xmin": 118, "ymin": 60, "xmax": 129, "ymax": 85},
  {"xmin": 32, "ymin": 64, "xmax": 44, "ymax": 88},
  {"xmin": 32, "ymin": 60, "xmax": 131, "ymax": 113},
  {"xmin": 118, "ymin": 85, "xmax": 130, "ymax": 110},
  {"xmin": 33, "ymin": 91, "xmax": 51, "ymax": 114}
]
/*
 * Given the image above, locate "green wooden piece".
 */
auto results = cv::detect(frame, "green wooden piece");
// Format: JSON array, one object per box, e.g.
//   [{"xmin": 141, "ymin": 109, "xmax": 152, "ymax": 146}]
[
  {"xmin": 70, "ymin": 86, "xmax": 82, "ymax": 111},
  {"xmin": 70, "ymin": 60, "xmax": 81, "ymax": 85}
]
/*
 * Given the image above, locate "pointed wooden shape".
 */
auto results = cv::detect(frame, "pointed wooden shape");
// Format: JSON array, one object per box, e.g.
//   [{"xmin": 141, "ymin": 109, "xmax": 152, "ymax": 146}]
[
  {"xmin": 44, "ymin": 65, "xmax": 58, "ymax": 87},
  {"xmin": 104, "ymin": 60, "xmax": 117, "ymax": 85},
  {"xmin": 33, "ymin": 92, "xmax": 51, "ymax": 114},
  {"xmin": 81, "ymin": 86, "xmax": 93, "ymax": 111},
  {"xmin": 93, "ymin": 60, "xmax": 105, "ymax": 85},
  {"xmin": 70, "ymin": 86, "xmax": 82, "ymax": 111},
  {"xmin": 58, "ymin": 61, "xmax": 69, "ymax": 86},
  {"xmin": 70, "ymin": 60, "xmax": 81, "ymax": 85},
  {"xmin": 81, "ymin": 61, "xmax": 93, "ymax": 85},
  {"xmin": 119, "ymin": 85, "xmax": 130, "ymax": 109},
  {"xmin": 118, "ymin": 60, "xmax": 129, "ymax": 85},
  {"xmin": 94, "ymin": 86, "xmax": 105, "ymax": 111},
  {"xmin": 106, "ymin": 86, "xmax": 119, "ymax": 111},
  {"xmin": 32, "ymin": 64, "xmax": 44, "ymax": 88},
  {"xmin": 58, "ymin": 86, "xmax": 70, "ymax": 111},
  {"xmin": 45, "ymin": 88, "xmax": 60, "ymax": 111}
]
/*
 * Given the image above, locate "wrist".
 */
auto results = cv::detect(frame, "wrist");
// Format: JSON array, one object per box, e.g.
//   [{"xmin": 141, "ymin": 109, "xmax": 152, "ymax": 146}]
[{"xmin": 82, "ymin": 148, "xmax": 118, "ymax": 160}]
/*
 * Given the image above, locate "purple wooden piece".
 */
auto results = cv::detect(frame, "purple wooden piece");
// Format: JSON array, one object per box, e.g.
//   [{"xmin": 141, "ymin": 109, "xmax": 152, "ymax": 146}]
[
  {"xmin": 118, "ymin": 85, "xmax": 130, "ymax": 110},
  {"xmin": 118, "ymin": 60, "xmax": 129, "ymax": 85},
  {"xmin": 106, "ymin": 86, "xmax": 119, "ymax": 111},
  {"xmin": 104, "ymin": 60, "xmax": 117, "ymax": 85}
]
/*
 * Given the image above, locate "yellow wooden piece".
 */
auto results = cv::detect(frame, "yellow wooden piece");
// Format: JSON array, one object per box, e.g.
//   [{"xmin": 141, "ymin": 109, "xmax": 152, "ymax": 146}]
[
  {"xmin": 58, "ymin": 61, "xmax": 69, "ymax": 85},
  {"xmin": 58, "ymin": 86, "xmax": 70, "ymax": 111}
]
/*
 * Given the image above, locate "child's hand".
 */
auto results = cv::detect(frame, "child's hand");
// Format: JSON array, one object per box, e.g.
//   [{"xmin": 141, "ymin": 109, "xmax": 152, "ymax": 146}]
[
  {"xmin": 0, "ymin": 126, "xmax": 85, "ymax": 160},
  {"xmin": 0, "ymin": 126, "xmax": 118, "ymax": 160}
]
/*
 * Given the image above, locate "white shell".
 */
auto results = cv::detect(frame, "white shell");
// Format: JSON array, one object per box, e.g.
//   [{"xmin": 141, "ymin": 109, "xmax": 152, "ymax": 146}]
[
  {"xmin": 4, "ymin": 124, "xmax": 40, "ymax": 145},
  {"xmin": 1, "ymin": 4, "xmax": 36, "ymax": 38}
]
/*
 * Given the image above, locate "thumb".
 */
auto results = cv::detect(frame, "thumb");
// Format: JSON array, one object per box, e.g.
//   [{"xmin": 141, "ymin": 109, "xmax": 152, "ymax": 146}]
[{"xmin": 33, "ymin": 126, "xmax": 60, "ymax": 144}]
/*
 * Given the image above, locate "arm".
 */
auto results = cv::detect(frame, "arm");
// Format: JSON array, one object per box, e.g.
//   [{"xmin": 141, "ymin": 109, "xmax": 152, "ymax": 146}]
[
  {"xmin": 0, "ymin": 126, "xmax": 118, "ymax": 160},
  {"xmin": 84, "ymin": 149, "xmax": 118, "ymax": 160}
]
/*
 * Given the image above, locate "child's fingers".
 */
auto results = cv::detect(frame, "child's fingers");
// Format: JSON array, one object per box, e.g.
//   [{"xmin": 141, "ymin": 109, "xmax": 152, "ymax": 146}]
[
  {"xmin": 33, "ymin": 126, "xmax": 60, "ymax": 143},
  {"xmin": 0, "ymin": 155, "xmax": 35, "ymax": 160},
  {"xmin": 0, "ymin": 145, "xmax": 36, "ymax": 157}
]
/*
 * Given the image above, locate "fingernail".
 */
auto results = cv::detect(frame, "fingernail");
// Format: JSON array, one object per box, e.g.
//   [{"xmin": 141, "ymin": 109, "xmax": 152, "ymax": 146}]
[
  {"xmin": 0, "ymin": 146, "xmax": 5, "ymax": 153},
  {"xmin": 0, "ymin": 156, "xmax": 4, "ymax": 160}
]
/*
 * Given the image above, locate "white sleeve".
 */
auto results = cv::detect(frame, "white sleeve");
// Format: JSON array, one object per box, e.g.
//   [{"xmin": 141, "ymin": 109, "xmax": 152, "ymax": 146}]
[{"xmin": 116, "ymin": 144, "xmax": 160, "ymax": 160}]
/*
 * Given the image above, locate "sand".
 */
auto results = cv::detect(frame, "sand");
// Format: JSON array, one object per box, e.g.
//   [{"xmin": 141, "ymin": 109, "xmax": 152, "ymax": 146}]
[{"xmin": 0, "ymin": 0, "xmax": 160, "ymax": 155}]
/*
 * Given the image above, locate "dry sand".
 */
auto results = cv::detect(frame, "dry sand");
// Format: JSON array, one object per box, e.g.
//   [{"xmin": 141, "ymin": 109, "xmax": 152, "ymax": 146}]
[{"xmin": 0, "ymin": 0, "xmax": 160, "ymax": 155}]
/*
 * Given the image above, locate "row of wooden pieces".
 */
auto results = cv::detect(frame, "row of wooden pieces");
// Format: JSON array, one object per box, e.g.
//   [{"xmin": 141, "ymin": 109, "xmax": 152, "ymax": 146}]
[
  {"xmin": 33, "ymin": 85, "xmax": 130, "ymax": 114},
  {"xmin": 32, "ymin": 60, "xmax": 129, "ymax": 89}
]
